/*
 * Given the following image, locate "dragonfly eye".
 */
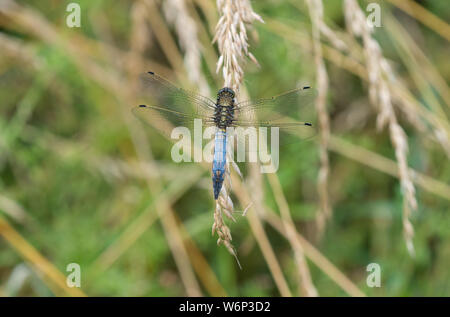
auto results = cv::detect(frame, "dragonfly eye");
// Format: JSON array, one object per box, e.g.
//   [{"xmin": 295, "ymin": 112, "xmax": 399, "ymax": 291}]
[{"xmin": 218, "ymin": 87, "xmax": 235, "ymax": 98}]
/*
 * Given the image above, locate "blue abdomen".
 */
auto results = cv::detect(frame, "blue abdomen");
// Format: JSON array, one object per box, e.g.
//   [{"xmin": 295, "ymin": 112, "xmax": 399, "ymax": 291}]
[{"xmin": 212, "ymin": 130, "xmax": 227, "ymax": 199}]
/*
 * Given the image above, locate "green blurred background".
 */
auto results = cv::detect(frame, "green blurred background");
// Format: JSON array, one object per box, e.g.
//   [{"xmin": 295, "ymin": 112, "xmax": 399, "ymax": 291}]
[{"xmin": 0, "ymin": 0, "xmax": 449, "ymax": 296}]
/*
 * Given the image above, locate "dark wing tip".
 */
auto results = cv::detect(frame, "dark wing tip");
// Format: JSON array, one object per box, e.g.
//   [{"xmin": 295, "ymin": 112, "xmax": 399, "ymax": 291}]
[
  {"xmin": 148, "ymin": 71, "xmax": 154, "ymax": 75},
  {"xmin": 303, "ymin": 86, "xmax": 311, "ymax": 90},
  {"xmin": 305, "ymin": 122, "xmax": 312, "ymax": 126}
]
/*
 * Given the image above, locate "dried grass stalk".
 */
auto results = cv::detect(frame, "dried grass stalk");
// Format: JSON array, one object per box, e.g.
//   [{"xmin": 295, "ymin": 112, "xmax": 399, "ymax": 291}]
[
  {"xmin": 130, "ymin": 1, "xmax": 152, "ymax": 55},
  {"xmin": 344, "ymin": 0, "xmax": 417, "ymax": 255},
  {"xmin": 163, "ymin": 0, "xmax": 210, "ymax": 95},
  {"xmin": 213, "ymin": 0, "xmax": 263, "ymax": 91},
  {"xmin": 212, "ymin": 0, "xmax": 263, "ymax": 264},
  {"xmin": 306, "ymin": 0, "xmax": 332, "ymax": 237}
]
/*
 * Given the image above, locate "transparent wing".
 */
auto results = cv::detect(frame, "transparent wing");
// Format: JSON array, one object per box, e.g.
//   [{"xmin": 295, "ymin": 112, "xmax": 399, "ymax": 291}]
[
  {"xmin": 233, "ymin": 86, "xmax": 317, "ymax": 141},
  {"xmin": 134, "ymin": 72, "xmax": 216, "ymax": 138},
  {"xmin": 132, "ymin": 104, "xmax": 215, "ymax": 139},
  {"xmin": 139, "ymin": 71, "xmax": 216, "ymax": 117}
]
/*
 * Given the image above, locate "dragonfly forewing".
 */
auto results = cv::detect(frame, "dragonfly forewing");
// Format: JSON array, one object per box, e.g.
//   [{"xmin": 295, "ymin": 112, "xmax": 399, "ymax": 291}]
[
  {"xmin": 231, "ymin": 86, "xmax": 317, "ymax": 151},
  {"xmin": 134, "ymin": 72, "xmax": 217, "ymax": 139},
  {"xmin": 140, "ymin": 72, "xmax": 215, "ymax": 117},
  {"xmin": 234, "ymin": 86, "xmax": 316, "ymax": 123}
]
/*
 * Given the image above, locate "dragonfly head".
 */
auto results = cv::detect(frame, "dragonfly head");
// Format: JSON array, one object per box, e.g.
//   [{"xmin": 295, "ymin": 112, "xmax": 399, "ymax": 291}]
[
  {"xmin": 217, "ymin": 87, "xmax": 235, "ymax": 106},
  {"xmin": 218, "ymin": 87, "xmax": 235, "ymax": 97}
]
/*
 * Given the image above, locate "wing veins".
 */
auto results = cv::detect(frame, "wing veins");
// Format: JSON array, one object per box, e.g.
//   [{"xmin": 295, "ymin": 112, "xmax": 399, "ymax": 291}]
[
  {"xmin": 136, "ymin": 105, "xmax": 212, "ymax": 119},
  {"xmin": 235, "ymin": 87, "xmax": 309, "ymax": 112},
  {"xmin": 232, "ymin": 120, "xmax": 312, "ymax": 127},
  {"xmin": 141, "ymin": 72, "xmax": 216, "ymax": 111}
]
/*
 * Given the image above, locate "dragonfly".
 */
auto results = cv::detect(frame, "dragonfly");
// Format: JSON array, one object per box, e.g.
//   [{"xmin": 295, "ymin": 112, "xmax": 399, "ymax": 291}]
[{"xmin": 133, "ymin": 71, "xmax": 316, "ymax": 200}]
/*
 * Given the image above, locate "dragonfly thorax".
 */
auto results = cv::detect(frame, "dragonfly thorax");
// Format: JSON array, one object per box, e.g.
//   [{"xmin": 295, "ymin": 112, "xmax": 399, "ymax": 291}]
[{"xmin": 215, "ymin": 87, "xmax": 236, "ymax": 129}]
